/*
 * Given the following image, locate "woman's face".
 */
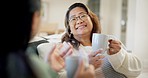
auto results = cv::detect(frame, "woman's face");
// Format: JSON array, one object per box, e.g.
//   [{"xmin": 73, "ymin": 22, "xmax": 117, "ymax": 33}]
[{"xmin": 68, "ymin": 7, "xmax": 93, "ymax": 37}]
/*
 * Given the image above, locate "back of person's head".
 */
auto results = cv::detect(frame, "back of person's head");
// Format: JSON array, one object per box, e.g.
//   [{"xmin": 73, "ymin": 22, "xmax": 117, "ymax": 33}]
[
  {"xmin": 3, "ymin": 0, "xmax": 41, "ymax": 53},
  {"xmin": 0, "ymin": 0, "xmax": 41, "ymax": 77}
]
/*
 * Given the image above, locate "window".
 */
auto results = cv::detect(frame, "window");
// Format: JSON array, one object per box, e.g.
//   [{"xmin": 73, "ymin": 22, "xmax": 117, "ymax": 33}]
[{"xmin": 87, "ymin": 0, "xmax": 100, "ymax": 19}]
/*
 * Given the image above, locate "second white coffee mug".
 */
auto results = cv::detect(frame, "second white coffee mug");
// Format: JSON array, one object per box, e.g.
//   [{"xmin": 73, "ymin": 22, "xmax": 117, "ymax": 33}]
[{"xmin": 65, "ymin": 56, "xmax": 80, "ymax": 78}]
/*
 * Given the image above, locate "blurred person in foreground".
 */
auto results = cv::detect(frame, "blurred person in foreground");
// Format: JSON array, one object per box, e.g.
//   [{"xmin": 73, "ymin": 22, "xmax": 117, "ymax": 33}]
[{"xmin": 0, "ymin": 0, "xmax": 95, "ymax": 78}]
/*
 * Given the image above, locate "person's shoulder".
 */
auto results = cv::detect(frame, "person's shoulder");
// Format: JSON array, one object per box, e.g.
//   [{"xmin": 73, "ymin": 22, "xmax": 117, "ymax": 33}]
[{"xmin": 28, "ymin": 54, "xmax": 58, "ymax": 78}]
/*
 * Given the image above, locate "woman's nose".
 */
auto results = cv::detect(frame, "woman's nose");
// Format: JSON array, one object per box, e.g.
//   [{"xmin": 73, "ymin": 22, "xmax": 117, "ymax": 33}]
[{"xmin": 76, "ymin": 18, "xmax": 84, "ymax": 24}]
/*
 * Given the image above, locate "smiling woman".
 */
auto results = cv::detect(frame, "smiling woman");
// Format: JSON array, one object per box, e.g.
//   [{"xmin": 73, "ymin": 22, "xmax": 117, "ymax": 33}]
[
  {"xmin": 59, "ymin": 2, "xmax": 142, "ymax": 78},
  {"xmin": 62, "ymin": 3, "xmax": 101, "ymax": 49}
]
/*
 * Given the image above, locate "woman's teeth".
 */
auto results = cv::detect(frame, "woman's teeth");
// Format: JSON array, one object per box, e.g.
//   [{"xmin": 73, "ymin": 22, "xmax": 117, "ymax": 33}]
[{"xmin": 76, "ymin": 25, "xmax": 86, "ymax": 29}]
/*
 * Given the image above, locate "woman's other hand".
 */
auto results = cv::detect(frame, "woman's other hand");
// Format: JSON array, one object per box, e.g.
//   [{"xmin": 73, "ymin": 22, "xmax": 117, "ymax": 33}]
[{"xmin": 88, "ymin": 50, "xmax": 104, "ymax": 69}]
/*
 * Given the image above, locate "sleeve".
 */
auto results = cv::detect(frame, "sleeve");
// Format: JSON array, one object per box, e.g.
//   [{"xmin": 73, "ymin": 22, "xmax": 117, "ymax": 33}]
[
  {"xmin": 107, "ymin": 48, "xmax": 142, "ymax": 77},
  {"xmin": 58, "ymin": 69, "xmax": 67, "ymax": 78},
  {"xmin": 29, "ymin": 54, "xmax": 59, "ymax": 78}
]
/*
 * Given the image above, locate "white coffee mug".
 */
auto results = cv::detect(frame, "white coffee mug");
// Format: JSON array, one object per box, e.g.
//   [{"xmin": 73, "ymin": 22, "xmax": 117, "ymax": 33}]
[
  {"xmin": 65, "ymin": 56, "xmax": 80, "ymax": 78},
  {"xmin": 92, "ymin": 33, "xmax": 108, "ymax": 54}
]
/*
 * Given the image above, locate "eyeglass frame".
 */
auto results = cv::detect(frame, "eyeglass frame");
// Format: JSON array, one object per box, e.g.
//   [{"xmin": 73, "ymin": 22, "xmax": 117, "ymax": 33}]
[{"xmin": 68, "ymin": 13, "xmax": 89, "ymax": 25}]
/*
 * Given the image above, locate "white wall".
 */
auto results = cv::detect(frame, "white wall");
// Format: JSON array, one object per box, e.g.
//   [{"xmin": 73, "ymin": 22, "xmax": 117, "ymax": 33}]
[
  {"xmin": 100, "ymin": 0, "xmax": 148, "ymax": 73},
  {"xmin": 126, "ymin": 0, "xmax": 148, "ymax": 70},
  {"xmin": 47, "ymin": 0, "xmax": 88, "ymax": 29},
  {"xmin": 126, "ymin": 0, "xmax": 136, "ymax": 51},
  {"xmin": 100, "ymin": 0, "xmax": 122, "ymax": 39}
]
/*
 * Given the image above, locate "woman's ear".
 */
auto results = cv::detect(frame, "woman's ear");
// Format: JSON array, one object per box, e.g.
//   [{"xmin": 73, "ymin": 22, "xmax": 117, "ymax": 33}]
[{"xmin": 31, "ymin": 11, "xmax": 41, "ymax": 38}]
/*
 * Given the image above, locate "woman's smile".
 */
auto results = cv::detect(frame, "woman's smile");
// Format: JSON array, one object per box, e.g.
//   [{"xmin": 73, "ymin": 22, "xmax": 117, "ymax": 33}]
[{"xmin": 76, "ymin": 25, "xmax": 87, "ymax": 30}]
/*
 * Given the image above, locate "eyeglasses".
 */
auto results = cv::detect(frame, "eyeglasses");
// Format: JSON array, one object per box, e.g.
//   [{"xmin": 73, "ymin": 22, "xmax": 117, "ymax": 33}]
[{"xmin": 69, "ymin": 13, "xmax": 89, "ymax": 25}]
